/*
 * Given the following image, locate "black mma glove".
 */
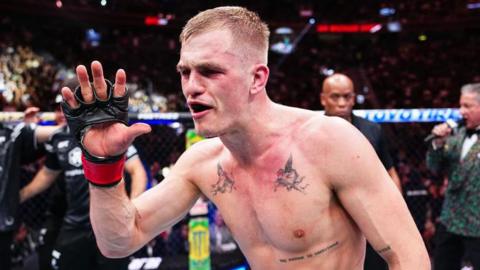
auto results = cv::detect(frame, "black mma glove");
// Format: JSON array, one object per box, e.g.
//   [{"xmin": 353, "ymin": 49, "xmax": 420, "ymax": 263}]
[{"xmin": 61, "ymin": 79, "xmax": 128, "ymax": 186}]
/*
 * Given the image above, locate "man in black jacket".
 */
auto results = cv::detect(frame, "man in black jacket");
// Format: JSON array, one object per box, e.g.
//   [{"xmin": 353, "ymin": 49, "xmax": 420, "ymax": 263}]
[{"xmin": 0, "ymin": 108, "xmax": 58, "ymax": 270}]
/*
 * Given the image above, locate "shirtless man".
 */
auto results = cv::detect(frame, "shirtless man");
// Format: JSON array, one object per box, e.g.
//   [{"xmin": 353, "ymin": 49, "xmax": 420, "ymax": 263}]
[{"xmin": 61, "ymin": 6, "xmax": 430, "ymax": 269}]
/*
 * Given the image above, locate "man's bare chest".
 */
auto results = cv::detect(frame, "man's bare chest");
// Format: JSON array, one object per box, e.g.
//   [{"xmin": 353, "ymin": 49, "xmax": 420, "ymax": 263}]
[{"xmin": 199, "ymin": 153, "xmax": 337, "ymax": 252}]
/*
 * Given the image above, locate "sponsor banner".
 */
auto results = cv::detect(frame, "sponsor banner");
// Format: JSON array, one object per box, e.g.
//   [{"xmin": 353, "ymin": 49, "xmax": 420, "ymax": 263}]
[
  {"xmin": 353, "ymin": 108, "xmax": 460, "ymax": 123},
  {"xmin": 0, "ymin": 109, "xmax": 460, "ymax": 124}
]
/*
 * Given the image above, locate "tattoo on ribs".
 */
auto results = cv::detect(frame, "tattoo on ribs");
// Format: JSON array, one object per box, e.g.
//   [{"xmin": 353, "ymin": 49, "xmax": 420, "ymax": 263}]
[
  {"xmin": 211, "ymin": 163, "xmax": 236, "ymax": 196},
  {"xmin": 377, "ymin": 246, "xmax": 391, "ymax": 254},
  {"xmin": 279, "ymin": 241, "xmax": 339, "ymax": 263},
  {"xmin": 274, "ymin": 155, "xmax": 309, "ymax": 193}
]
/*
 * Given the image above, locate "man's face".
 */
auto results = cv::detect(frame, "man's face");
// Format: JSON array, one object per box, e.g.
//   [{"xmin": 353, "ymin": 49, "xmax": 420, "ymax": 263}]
[
  {"xmin": 321, "ymin": 80, "xmax": 355, "ymax": 120},
  {"xmin": 178, "ymin": 29, "xmax": 252, "ymax": 138},
  {"xmin": 459, "ymin": 92, "xmax": 480, "ymax": 129}
]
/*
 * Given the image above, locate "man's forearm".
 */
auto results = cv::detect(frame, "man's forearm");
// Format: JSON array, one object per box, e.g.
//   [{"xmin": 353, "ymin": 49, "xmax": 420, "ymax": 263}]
[
  {"xmin": 20, "ymin": 168, "xmax": 58, "ymax": 203},
  {"xmin": 89, "ymin": 180, "xmax": 141, "ymax": 258},
  {"xmin": 384, "ymin": 242, "xmax": 431, "ymax": 270},
  {"xmin": 35, "ymin": 125, "xmax": 62, "ymax": 144},
  {"xmin": 387, "ymin": 257, "xmax": 431, "ymax": 270}
]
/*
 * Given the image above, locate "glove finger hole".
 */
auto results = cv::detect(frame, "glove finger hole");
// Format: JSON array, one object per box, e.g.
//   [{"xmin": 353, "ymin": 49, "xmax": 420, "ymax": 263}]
[
  {"xmin": 74, "ymin": 85, "xmax": 95, "ymax": 105},
  {"xmin": 94, "ymin": 79, "xmax": 113, "ymax": 104}
]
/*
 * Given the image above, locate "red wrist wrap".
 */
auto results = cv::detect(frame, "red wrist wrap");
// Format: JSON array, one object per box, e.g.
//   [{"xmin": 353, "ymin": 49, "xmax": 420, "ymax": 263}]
[{"xmin": 82, "ymin": 154, "xmax": 126, "ymax": 187}]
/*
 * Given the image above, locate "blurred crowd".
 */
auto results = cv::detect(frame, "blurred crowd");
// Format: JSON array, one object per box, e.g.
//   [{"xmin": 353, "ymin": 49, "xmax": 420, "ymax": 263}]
[{"xmin": 1, "ymin": 3, "xmax": 479, "ymax": 112}]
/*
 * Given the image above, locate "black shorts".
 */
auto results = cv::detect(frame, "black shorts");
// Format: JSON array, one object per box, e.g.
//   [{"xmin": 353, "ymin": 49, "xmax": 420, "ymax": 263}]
[{"xmin": 51, "ymin": 228, "xmax": 129, "ymax": 270}]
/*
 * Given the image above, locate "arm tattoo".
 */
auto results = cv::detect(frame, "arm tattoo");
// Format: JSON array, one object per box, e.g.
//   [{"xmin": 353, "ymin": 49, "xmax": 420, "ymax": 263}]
[
  {"xmin": 211, "ymin": 163, "xmax": 235, "ymax": 196},
  {"xmin": 377, "ymin": 246, "xmax": 391, "ymax": 254},
  {"xmin": 279, "ymin": 241, "xmax": 339, "ymax": 263},
  {"xmin": 274, "ymin": 155, "xmax": 309, "ymax": 193}
]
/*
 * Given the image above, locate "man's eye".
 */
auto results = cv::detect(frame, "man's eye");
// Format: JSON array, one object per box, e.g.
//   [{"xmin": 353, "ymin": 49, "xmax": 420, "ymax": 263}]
[
  {"xmin": 200, "ymin": 69, "xmax": 220, "ymax": 76},
  {"xmin": 179, "ymin": 70, "xmax": 190, "ymax": 76}
]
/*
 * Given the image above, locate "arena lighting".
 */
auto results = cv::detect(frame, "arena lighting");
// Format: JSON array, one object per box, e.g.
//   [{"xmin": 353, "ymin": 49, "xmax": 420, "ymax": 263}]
[
  {"xmin": 55, "ymin": 0, "xmax": 62, "ymax": 8},
  {"xmin": 467, "ymin": 2, "xmax": 480, "ymax": 9},
  {"xmin": 299, "ymin": 8, "xmax": 313, "ymax": 17},
  {"xmin": 271, "ymin": 18, "xmax": 314, "ymax": 56},
  {"xmin": 85, "ymin": 28, "xmax": 101, "ymax": 47},
  {"xmin": 144, "ymin": 16, "xmax": 169, "ymax": 26},
  {"xmin": 387, "ymin": 21, "xmax": 402, "ymax": 32},
  {"xmin": 356, "ymin": 94, "xmax": 365, "ymax": 104},
  {"xmin": 379, "ymin": 7, "xmax": 396, "ymax": 16},
  {"xmin": 275, "ymin": 27, "xmax": 293, "ymax": 35},
  {"xmin": 100, "ymin": 0, "xmax": 107, "ymax": 7},
  {"xmin": 369, "ymin": 24, "xmax": 382, "ymax": 33},
  {"xmin": 316, "ymin": 23, "xmax": 382, "ymax": 33},
  {"xmin": 320, "ymin": 67, "xmax": 335, "ymax": 76},
  {"xmin": 271, "ymin": 27, "xmax": 294, "ymax": 54}
]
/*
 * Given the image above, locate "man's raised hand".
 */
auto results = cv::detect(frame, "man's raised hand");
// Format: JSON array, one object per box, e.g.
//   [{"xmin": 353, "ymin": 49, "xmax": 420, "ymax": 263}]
[{"xmin": 61, "ymin": 61, "xmax": 151, "ymax": 186}]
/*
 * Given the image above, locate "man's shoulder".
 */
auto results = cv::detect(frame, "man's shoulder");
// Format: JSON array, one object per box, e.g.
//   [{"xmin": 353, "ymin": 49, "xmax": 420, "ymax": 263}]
[
  {"xmin": 304, "ymin": 113, "xmax": 354, "ymax": 133},
  {"xmin": 298, "ymin": 114, "xmax": 364, "ymax": 148},
  {"xmin": 45, "ymin": 126, "xmax": 75, "ymax": 149},
  {"xmin": 180, "ymin": 137, "xmax": 224, "ymax": 163},
  {"xmin": 0, "ymin": 122, "xmax": 37, "ymax": 142}
]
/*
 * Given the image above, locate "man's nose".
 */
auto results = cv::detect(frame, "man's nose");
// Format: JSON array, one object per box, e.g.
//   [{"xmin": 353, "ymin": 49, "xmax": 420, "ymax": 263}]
[
  {"xmin": 182, "ymin": 72, "xmax": 204, "ymax": 97},
  {"xmin": 337, "ymin": 98, "xmax": 347, "ymax": 106}
]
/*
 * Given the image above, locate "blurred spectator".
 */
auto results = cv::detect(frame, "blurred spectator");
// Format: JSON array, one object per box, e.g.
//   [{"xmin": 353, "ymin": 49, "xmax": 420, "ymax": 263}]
[
  {"xmin": 0, "ymin": 108, "xmax": 58, "ymax": 270},
  {"xmin": 210, "ymin": 210, "xmax": 237, "ymax": 254}
]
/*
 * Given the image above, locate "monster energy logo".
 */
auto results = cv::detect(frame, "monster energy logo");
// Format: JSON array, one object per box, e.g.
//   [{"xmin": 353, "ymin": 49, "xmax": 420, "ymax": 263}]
[
  {"xmin": 192, "ymin": 230, "xmax": 207, "ymax": 256},
  {"xmin": 189, "ymin": 218, "xmax": 210, "ymax": 270}
]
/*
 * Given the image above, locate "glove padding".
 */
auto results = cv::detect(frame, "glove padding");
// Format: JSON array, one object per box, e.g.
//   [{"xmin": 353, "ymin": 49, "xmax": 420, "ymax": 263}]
[{"xmin": 61, "ymin": 79, "xmax": 128, "ymax": 164}]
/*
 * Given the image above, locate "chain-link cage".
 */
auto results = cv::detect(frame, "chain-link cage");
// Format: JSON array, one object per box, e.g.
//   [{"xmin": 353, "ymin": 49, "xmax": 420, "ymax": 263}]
[
  {"xmin": 9, "ymin": 114, "xmax": 451, "ymax": 269},
  {"xmin": 382, "ymin": 122, "xmax": 446, "ymax": 254},
  {"xmin": 11, "ymin": 118, "xmax": 246, "ymax": 270}
]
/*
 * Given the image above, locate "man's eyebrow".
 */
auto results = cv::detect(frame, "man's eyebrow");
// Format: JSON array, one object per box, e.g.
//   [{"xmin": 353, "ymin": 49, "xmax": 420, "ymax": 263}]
[
  {"xmin": 176, "ymin": 62, "xmax": 226, "ymax": 72},
  {"xmin": 197, "ymin": 62, "xmax": 225, "ymax": 70}
]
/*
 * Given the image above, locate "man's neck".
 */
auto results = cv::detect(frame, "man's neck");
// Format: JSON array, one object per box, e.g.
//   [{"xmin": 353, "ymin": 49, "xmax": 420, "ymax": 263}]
[
  {"xmin": 220, "ymin": 102, "xmax": 288, "ymax": 165},
  {"xmin": 344, "ymin": 114, "xmax": 352, "ymax": 122}
]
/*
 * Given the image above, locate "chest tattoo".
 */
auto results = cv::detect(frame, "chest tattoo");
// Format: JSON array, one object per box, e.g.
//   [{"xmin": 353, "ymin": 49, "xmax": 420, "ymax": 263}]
[
  {"xmin": 274, "ymin": 155, "xmax": 309, "ymax": 194},
  {"xmin": 211, "ymin": 163, "xmax": 236, "ymax": 196}
]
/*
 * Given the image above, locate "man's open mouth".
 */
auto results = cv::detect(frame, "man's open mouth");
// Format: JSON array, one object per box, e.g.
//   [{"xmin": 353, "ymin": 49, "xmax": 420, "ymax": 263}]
[{"xmin": 190, "ymin": 103, "xmax": 213, "ymax": 113}]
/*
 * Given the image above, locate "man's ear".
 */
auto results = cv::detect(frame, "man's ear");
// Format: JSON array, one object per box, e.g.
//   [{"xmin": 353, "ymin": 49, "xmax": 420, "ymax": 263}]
[
  {"xmin": 250, "ymin": 64, "xmax": 269, "ymax": 95},
  {"xmin": 320, "ymin": 93, "xmax": 326, "ymax": 107}
]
